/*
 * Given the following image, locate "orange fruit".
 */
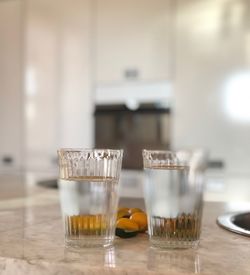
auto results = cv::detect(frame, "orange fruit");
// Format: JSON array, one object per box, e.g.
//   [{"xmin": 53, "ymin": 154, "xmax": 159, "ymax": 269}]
[
  {"xmin": 117, "ymin": 208, "xmax": 130, "ymax": 220},
  {"xmin": 118, "ymin": 207, "xmax": 129, "ymax": 212},
  {"xmin": 128, "ymin": 208, "xmax": 143, "ymax": 215},
  {"xmin": 116, "ymin": 218, "xmax": 139, "ymax": 231},
  {"xmin": 130, "ymin": 212, "xmax": 147, "ymax": 231}
]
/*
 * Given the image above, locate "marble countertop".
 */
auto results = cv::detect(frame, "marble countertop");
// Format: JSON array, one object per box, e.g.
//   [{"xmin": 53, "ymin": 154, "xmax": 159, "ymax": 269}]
[{"xmin": 0, "ymin": 174, "xmax": 250, "ymax": 275}]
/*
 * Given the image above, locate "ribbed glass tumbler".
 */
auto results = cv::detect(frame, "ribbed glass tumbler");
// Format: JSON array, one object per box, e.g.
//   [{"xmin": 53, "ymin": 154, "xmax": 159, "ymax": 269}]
[
  {"xmin": 58, "ymin": 149, "xmax": 123, "ymax": 248},
  {"xmin": 142, "ymin": 149, "xmax": 207, "ymax": 249}
]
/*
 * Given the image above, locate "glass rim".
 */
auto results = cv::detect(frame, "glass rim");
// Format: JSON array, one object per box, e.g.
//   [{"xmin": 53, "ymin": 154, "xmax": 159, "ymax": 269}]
[
  {"xmin": 142, "ymin": 148, "xmax": 207, "ymax": 154},
  {"xmin": 57, "ymin": 148, "xmax": 123, "ymax": 154},
  {"xmin": 143, "ymin": 149, "xmax": 173, "ymax": 154}
]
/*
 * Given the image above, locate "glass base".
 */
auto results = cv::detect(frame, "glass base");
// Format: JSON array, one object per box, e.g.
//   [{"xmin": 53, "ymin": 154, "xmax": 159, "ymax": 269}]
[
  {"xmin": 150, "ymin": 238, "xmax": 200, "ymax": 249},
  {"xmin": 65, "ymin": 236, "xmax": 114, "ymax": 248}
]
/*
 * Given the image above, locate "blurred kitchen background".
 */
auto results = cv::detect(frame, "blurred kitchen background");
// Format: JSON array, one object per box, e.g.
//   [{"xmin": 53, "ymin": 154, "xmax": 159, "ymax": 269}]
[{"xmin": 1, "ymin": 0, "xmax": 250, "ymax": 201}]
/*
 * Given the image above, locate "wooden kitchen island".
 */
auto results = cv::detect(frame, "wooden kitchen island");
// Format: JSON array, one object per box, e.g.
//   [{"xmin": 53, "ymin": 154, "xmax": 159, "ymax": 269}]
[{"xmin": 0, "ymin": 174, "xmax": 249, "ymax": 275}]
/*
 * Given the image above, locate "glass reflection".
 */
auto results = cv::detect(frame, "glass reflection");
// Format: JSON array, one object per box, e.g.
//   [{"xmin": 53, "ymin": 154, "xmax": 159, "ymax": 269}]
[
  {"xmin": 63, "ymin": 246, "xmax": 116, "ymax": 268},
  {"xmin": 147, "ymin": 247, "xmax": 201, "ymax": 273}
]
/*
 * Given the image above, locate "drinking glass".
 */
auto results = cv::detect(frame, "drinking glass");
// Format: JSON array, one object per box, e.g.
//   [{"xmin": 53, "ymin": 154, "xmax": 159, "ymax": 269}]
[
  {"xmin": 142, "ymin": 149, "xmax": 207, "ymax": 249},
  {"xmin": 58, "ymin": 148, "xmax": 123, "ymax": 248}
]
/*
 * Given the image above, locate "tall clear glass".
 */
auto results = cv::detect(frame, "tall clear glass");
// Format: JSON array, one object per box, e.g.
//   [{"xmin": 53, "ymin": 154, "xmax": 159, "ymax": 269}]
[
  {"xmin": 58, "ymin": 149, "xmax": 123, "ymax": 248},
  {"xmin": 142, "ymin": 149, "xmax": 207, "ymax": 249}
]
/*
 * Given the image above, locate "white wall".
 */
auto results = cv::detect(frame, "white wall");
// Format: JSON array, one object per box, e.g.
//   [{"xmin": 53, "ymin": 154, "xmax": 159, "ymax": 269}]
[
  {"xmin": 0, "ymin": 0, "xmax": 22, "ymax": 171},
  {"xmin": 173, "ymin": 0, "xmax": 250, "ymax": 175}
]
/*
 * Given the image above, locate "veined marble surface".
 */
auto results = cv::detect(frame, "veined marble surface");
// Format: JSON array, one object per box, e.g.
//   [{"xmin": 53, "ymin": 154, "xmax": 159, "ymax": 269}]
[{"xmin": 0, "ymin": 174, "xmax": 250, "ymax": 275}]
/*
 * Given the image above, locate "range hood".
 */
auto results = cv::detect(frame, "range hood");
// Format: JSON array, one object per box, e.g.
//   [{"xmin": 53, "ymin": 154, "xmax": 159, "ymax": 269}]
[{"xmin": 95, "ymin": 80, "xmax": 173, "ymax": 108}]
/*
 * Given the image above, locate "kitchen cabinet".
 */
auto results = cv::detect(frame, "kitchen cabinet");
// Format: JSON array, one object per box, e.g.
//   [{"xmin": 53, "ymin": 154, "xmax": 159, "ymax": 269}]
[
  {"xmin": 24, "ymin": 0, "xmax": 93, "ymax": 171},
  {"xmin": 0, "ymin": 0, "xmax": 22, "ymax": 172},
  {"xmin": 95, "ymin": 0, "xmax": 172, "ymax": 84}
]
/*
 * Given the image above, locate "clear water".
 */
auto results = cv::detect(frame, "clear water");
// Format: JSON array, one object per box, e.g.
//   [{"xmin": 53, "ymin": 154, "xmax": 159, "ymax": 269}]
[
  {"xmin": 144, "ymin": 166, "xmax": 203, "ymax": 248},
  {"xmin": 59, "ymin": 176, "xmax": 119, "ymax": 247}
]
